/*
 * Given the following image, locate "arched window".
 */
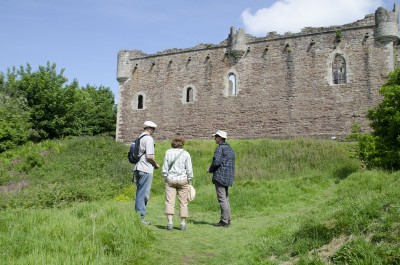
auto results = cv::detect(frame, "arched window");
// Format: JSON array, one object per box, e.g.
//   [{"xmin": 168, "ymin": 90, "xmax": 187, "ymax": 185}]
[
  {"xmin": 182, "ymin": 85, "xmax": 196, "ymax": 104},
  {"xmin": 228, "ymin": 73, "xmax": 237, "ymax": 96},
  {"xmin": 332, "ymin": 55, "xmax": 346, "ymax": 84},
  {"xmin": 186, "ymin": 87, "xmax": 193, "ymax": 103},
  {"xmin": 137, "ymin": 95, "xmax": 143, "ymax": 109}
]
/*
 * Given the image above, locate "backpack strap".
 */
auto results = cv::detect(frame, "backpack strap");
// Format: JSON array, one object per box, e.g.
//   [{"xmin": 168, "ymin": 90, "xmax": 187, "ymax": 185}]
[
  {"xmin": 168, "ymin": 150, "xmax": 184, "ymax": 172},
  {"xmin": 137, "ymin": 134, "xmax": 148, "ymax": 158}
]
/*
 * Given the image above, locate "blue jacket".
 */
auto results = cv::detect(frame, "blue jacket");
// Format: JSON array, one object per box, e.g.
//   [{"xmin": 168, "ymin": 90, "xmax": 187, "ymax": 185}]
[{"xmin": 208, "ymin": 142, "xmax": 235, "ymax": 187}]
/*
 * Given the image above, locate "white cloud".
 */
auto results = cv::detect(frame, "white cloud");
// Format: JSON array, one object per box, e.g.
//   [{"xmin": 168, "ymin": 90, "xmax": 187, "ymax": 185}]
[{"xmin": 241, "ymin": 0, "xmax": 385, "ymax": 36}]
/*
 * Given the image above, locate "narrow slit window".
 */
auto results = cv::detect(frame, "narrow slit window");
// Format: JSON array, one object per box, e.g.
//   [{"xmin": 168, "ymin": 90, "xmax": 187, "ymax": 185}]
[
  {"xmin": 229, "ymin": 73, "xmax": 237, "ymax": 96},
  {"xmin": 332, "ymin": 55, "xmax": 346, "ymax": 84},
  {"xmin": 186, "ymin": 87, "xmax": 193, "ymax": 103},
  {"xmin": 138, "ymin": 95, "xmax": 143, "ymax": 109}
]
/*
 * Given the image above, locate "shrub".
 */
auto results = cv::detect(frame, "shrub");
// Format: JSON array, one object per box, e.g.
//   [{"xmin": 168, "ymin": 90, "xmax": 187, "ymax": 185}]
[{"xmin": 358, "ymin": 68, "xmax": 400, "ymax": 170}]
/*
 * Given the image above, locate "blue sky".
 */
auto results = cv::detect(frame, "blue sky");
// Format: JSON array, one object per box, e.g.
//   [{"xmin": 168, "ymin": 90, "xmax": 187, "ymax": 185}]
[{"xmin": 0, "ymin": 0, "xmax": 397, "ymax": 102}]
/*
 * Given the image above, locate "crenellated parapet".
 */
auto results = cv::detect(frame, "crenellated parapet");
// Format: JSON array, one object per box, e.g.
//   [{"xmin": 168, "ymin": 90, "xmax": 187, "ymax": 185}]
[{"xmin": 375, "ymin": 4, "xmax": 400, "ymax": 44}]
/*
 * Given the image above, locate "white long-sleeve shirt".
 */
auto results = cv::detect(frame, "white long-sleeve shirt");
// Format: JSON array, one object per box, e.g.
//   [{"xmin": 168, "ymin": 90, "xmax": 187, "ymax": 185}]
[{"xmin": 162, "ymin": 148, "xmax": 193, "ymax": 181}]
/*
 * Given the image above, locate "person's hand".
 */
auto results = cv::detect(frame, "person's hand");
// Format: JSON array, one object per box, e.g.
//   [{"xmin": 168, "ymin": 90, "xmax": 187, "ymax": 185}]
[{"xmin": 154, "ymin": 163, "xmax": 160, "ymax": 169}]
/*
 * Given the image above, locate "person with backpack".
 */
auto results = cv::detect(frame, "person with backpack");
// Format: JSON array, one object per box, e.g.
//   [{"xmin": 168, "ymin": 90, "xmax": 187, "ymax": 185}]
[
  {"xmin": 133, "ymin": 121, "xmax": 160, "ymax": 225},
  {"xmin": 207, "ymin": 130, "xmax": 235, "ymax": 228},
  {"xmin": 161, "ymin": 134, "xmax": 193, "ymax": 231}
]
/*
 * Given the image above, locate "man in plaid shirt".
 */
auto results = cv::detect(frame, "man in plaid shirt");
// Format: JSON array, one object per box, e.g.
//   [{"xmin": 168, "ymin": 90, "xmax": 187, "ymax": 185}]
[{"xmin": 207, "ymin": 130, "xmax": 235, "ymax": 227}]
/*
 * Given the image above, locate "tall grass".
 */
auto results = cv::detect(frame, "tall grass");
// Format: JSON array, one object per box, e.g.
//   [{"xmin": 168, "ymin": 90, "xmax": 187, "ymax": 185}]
[
  {"xmin": 0, "ymin": 201, "xmax": 154, "ymax": 264},
  {"xmin": 242, "ymin": 171, "xmax": 400, "ymax": 264},
  {"xmin": 1, "ymin": 136, "xmax": 399, "ymax": 264},
  {"xmin": 232, "ymin": 138, "xmax": 359, "ymax": 181},
  {"xmin": 0, "ymin": 137, "xmax": 131, "ymax": 209}
]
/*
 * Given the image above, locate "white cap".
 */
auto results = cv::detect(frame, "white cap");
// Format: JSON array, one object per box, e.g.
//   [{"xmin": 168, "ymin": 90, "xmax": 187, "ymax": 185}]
[
  {"xmin": 213, "ymin": 130, "xmax": 227, "ymax": 139},
  {"xmin": 144, "ymin": 121, "xmax": 157, "ymax": 128}
]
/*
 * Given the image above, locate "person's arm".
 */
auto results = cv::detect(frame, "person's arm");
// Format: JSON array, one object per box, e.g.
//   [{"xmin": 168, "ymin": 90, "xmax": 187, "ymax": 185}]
[
  {"xmin": 145, "ymin": 136, "xmax": 160, "ymax": 169},
  {"xmin": 208, "ymin": 146, "xmax": 222, "ymax": 173},
  {"xmin": 161, "ymin": 154, "xmax": 169, "ymax": 179},
  {"xmin": 146, "ymin": 155, "xmax": 160, "ymax": 169},
  {"xmin": 185, "ymin": 152, "xmax": 193, "ymax": 183}
]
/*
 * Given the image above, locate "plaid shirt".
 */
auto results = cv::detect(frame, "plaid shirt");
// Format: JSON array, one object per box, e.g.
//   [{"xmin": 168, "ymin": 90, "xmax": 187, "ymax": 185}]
[{"xmin": 208, "ymin": 142, "xmax": 235, "ymax": 187}]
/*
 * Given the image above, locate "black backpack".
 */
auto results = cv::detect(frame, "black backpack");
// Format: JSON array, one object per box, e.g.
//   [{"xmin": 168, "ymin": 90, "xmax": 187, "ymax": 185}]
[{"xmin": 128, "ymin": 135, "xmax": 147, "ymax": 164}]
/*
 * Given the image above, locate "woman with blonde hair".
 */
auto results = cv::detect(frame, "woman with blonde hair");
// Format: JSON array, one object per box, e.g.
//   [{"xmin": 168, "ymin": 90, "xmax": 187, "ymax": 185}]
[{"xmin": 162, "ymin": 134, "xmax": 193, "ymax": 231}]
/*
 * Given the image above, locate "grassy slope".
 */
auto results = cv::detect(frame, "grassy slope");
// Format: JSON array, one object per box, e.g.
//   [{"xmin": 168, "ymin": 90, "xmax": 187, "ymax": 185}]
[{"xmin": 0, "ymin": 137, "xmax": 399, "ymax": 264}]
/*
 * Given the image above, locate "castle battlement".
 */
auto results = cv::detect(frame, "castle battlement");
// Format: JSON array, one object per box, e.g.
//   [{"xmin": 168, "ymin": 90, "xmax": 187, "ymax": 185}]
[{"xmin": 116, "ymin": 5, "xmax": 400, "ymax": 142}]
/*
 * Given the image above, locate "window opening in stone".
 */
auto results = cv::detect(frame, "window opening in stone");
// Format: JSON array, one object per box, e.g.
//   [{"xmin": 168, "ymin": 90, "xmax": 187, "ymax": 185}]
[
  {"xmin": 228, "ymin": 73, "xmax": 237, "ymax": 96},
  {"xmin": 332, "ymin": 55, "xmax": 346, "ymax": 84},
  {"xmin": 138, "ymin": 95, "xmax": 143, "ymax": 109},
  {"xmin": 186, "ymin": 87, "xmax": 193, "ymax": 103}
]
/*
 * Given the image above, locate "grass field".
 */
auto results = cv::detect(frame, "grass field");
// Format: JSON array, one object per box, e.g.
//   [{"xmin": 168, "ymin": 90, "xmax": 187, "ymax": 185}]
[{"xmin": 0, "ymin": 136, "xmax": 399, "ymax": 264}]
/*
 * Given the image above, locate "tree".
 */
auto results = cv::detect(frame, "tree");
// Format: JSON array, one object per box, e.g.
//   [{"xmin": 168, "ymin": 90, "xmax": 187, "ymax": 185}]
[
  {"xmin": 0, "ymin": 92, "xmax": 32, "ymax": 151},
  {"xmin": 0, "ymin": 62, "xmax": 116, "ymax": 151},
  {"xmin": 358, "ymin": 67, "xmax": 400, "ymax": 169},
  {"xmin": 61, "ymin": 84, "xmax": 116, "ymax": 136},
  {"xmin": 83, "ymin": 85, "xmax": 116, "ymax": 135}
]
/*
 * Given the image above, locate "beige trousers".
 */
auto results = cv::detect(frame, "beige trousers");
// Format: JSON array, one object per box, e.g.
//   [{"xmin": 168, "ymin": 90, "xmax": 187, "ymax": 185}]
[{"xmin": 165, "ymin": 179, "xmax": 189, "ymax": 217}]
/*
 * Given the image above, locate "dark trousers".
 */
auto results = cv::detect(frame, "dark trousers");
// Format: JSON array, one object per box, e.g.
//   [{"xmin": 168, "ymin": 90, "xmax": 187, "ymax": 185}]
[{"xmin": 215, "ymin": 181, "xmax": 231, "ymax": 223}]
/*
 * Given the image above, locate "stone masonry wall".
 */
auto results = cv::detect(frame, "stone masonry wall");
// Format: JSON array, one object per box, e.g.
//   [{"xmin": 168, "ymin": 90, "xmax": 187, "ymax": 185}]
[{"xmin": 116, "ymin": 11, "xmax": 398, "ymax": 143}]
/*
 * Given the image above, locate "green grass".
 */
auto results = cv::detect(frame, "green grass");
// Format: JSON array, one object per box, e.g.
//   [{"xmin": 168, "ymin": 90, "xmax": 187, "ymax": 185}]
[{"xmin": 0, "ymin": 136, "xmax": 399, "ymax": 264}]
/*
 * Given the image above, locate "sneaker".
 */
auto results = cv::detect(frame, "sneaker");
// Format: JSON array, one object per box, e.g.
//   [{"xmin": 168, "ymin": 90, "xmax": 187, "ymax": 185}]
[
  {"xmin": 213, "ymin": 220, "xmax": 229, "ymax": 227},
  {"xmin": 141, "ymin": 219, "xmax": 151, "ymax": 225},
  {"xmin": 167, "ymin": 224, "xmax": 173, "ymax": 230},
  {"xmin": 180, "ymin": 224, "xmax": 187, "ymax": 231}
]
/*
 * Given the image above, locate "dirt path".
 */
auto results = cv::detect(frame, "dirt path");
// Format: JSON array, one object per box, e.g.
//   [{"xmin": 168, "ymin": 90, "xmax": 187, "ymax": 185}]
[{"xmin": 139, "ymin": 183, "xmax": 340, "ymax": 264}]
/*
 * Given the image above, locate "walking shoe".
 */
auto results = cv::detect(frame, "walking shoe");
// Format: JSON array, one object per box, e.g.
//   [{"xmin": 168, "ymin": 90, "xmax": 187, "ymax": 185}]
[
  {"xmin": 180, "ymin": 224, "xmax": 187, "ymax": 231},
  {"xmin": 213, "ymin": 220, "xmax": 229, "ymax": 227},
  {"xmin": 141, "ymin": 219, "xmax": 151, "ymax": 225},
  {"xmin": 167, "ymin": 224, "xmax": 173, "ymax": 230}
]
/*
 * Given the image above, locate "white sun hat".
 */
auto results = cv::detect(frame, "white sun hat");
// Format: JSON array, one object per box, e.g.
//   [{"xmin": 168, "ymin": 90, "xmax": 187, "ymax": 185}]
[
  {"xmin": 213, "ymin": 130, "xmax": 227, "ymax": 139},
  {"xmin": 143, "ymin": 121, "xmax": 157, "ymax": 128}
]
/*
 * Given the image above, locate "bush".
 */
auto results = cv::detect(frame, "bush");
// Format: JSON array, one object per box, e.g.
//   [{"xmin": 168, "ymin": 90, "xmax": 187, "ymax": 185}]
[
  {"xmin": 0, "ymin": 93, "xmax": 32, "ymax": 151},
  {"xmin": 357, "ymin": 68, "xmax": 400, "ymax": 170}
]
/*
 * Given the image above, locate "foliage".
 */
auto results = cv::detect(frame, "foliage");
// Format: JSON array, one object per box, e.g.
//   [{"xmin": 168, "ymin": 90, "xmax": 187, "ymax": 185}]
[
  {"xmin": 335, "ymin": 29, "xmax": 343, "ymax": 42},
  {"xmin": 0, "ymin": 62, "xmax": 116, "ymax": 151},
  {"xmin": 357, "ymin": 67, "xmax": 400, "ymax": 170},
  {"xmin": 0, "ymin": 92, "xmax": 32, "ymax": 151},
  {"xmin": 346, "ymin": 122, "xmax": 362, "ymax": 141}
]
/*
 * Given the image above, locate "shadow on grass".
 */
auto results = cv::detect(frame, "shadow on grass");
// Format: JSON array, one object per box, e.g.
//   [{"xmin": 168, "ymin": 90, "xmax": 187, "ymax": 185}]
[
  {"xmin": 189, "ymin": 219, "xmax": 214, "ymax": 225},
  {"xmin": 153, "ymin": 224, "xmax": 183, "ymax": 231},
  {"xmin": 333, "ymin": 164, "xmax": 359, "ymax": 180},
  {"xmin": 151, "ymin": 219, "xmax": 215, "ymax": 230}
]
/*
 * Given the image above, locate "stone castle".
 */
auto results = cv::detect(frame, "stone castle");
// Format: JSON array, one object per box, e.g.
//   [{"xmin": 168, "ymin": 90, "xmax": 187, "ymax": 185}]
[{"xmin": 116, "ymin": 4, "xmax": 399, "ymax": 143}]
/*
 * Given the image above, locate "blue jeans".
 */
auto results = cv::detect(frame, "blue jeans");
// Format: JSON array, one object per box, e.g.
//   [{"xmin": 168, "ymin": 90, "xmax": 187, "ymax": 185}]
[{"xmin": 134, "ymin": 170, "xmax": 153, "ymax": 218}]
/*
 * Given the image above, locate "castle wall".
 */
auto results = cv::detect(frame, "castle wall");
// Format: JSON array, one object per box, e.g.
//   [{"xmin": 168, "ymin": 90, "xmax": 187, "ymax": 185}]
[{"xmin": 117, "ymin": 9, "xmax": 398, "ymax": 142}]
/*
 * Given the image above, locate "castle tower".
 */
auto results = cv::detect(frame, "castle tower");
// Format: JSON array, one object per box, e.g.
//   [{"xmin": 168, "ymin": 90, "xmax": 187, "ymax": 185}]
[
  {"xmin": 116, "ymin": 50, "xmax": 147, "ymax": 84},
  {"xmin": 116, "ymin": 50, "xmax": 131, "ymax": 84},
  {"xmin": 229, "ymin": 27, "xmax": 247, "ymax": 62},
  {"xmin": 375, "ymin": 4, "xmax": 400, "ymax": 44}
]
